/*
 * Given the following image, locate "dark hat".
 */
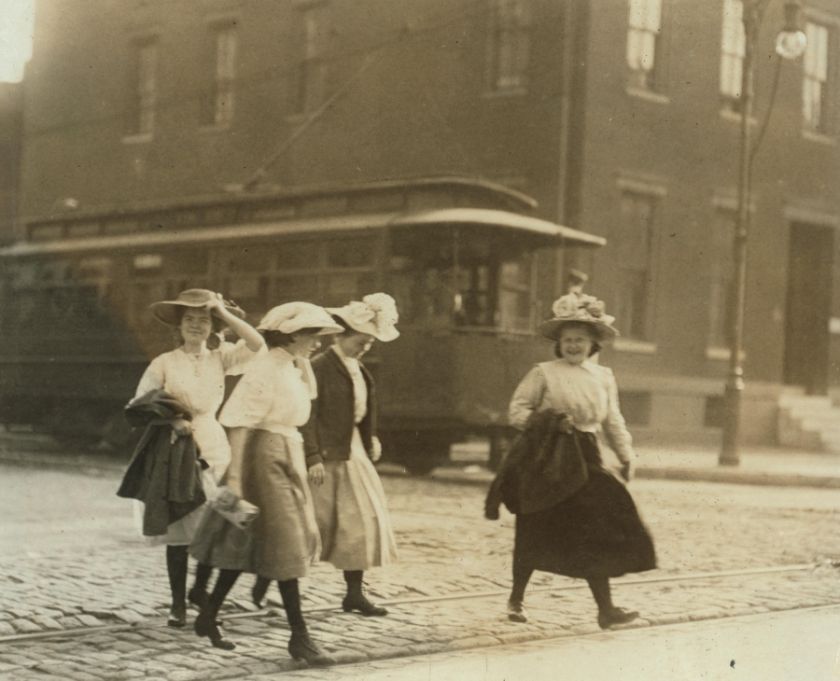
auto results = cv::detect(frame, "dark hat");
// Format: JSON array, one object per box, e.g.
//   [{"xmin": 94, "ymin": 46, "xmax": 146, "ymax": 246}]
[{"xmin": 149, "ymin": 289, "xmax": 245, "ymax": 331}]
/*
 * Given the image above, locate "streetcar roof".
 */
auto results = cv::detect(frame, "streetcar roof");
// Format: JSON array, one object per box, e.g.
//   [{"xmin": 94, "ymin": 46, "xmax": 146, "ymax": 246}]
[
  {"xmin": 0, "ymin": 208, "xmax": 604, "ymax": 257},
  {"xmin": 390, "ymin": 208, "xmax": 606, "ymax": 247}
]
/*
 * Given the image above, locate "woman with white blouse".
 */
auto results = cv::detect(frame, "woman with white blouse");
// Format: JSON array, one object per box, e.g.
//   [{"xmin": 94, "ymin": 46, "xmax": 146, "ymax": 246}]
[
  {"xmin": 499, "ymin": 292, "xmax": 656, "ymax": 629},
  {"xmin": 189, "ymin": 302, "xmax": 342, "ymax": 665},
  {"xmin": 131, "ymin": 289, "xmax": 264, "ymax": 628}
]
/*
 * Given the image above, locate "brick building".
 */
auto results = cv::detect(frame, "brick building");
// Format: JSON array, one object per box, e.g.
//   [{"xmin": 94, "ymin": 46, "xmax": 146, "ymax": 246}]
[
  {"xmin": 13, "ymin": 0, "xmax": 840, "ymax": 446},
  {"xmin": 0, "ymin": 83, "xmax": 22, "ymax": 245}
]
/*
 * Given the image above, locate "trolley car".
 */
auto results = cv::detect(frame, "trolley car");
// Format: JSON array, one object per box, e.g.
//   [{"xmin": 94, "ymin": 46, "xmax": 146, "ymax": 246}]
[{"xmin": 0, "ymin": 177, "xmax": 604, "ymax": 473}]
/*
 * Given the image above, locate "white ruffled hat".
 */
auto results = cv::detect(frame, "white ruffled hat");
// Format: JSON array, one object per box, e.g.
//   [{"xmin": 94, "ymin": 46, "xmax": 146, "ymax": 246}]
[
  {"xmin": 537, "ymin": 293, "xmax": 619, "ymax": 341},
  {"xmin": 328, "ymin": 293, "xmax": 400, "ymax": 342},
  {"xmin": 258, "ymin": 302, "xmax": 343, "ymax": 335}
]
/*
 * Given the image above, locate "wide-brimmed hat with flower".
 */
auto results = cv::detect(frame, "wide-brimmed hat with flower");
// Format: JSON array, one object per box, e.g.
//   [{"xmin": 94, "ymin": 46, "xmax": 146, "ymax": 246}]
[
  {"xmin": 150, "ymin": 288, "xmax": 245, "ymax": 331},
  {"xmin": 328, "ymin": 293, "xmax": 400, "ymax": 342},
  {"xmin": 258, "ymin": 301, "xmax": 344, "ymax": 336},
  {"xmin": 537, "ymin": 293, "xmax": 619, "ymax": 341}
]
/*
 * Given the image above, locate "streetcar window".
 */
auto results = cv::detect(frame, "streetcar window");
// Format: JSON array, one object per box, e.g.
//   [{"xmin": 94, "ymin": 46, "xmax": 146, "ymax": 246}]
[
  {"xmin": 327, "ymin": 237, "xmax": 376, "ymax": 268},
  {"xmin": 498, "ymin": 255, "xmax": 533, "ymax": 331},
  {"xmin": 323, "ymin": 271, "xmax": 376, "ymax": 307},
  {"xmin": 133, "ymin": 254, "xmax": 162, "ymax": 271},
  {"xmin": 276, "ymin": 241, "xmax": 319, "ymax": 270},
  {"xmin": 226, "ymin": 249, "xmax": 269, "ymax": 273},
  {"xmin": 272, "ymin": 274, "xmax": 319, "ymax": 304}
]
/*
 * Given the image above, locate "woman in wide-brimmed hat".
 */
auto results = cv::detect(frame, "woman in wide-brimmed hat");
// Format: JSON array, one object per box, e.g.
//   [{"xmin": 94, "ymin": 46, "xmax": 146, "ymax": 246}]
[
  {"xmin": 299, "ymin": 292, "xmax": 399, "ymax": 616},
  {"xmin": 189, "ymin": 302, "xmax": 342, "ymax": 665},
  {"xmin": 126, "ymin": 288, "xmax": 265, "ymax": 628},
  {"xmin": 486, "ymin": 292, "xmax": 656, "ymax": 630}
]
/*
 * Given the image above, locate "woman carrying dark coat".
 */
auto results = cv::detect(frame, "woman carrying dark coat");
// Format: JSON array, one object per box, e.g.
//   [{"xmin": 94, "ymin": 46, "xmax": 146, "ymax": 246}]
[
  {"xmin": 487, "ymin": 292, "xmax": 656, "ymax": 629},
  {"xmin": 302, "ymin": 293, "xmax": 399, "ymax": 616},
  {"xmin": 125, "ymin": 289, "xmax": 264, "ymax": 628}
]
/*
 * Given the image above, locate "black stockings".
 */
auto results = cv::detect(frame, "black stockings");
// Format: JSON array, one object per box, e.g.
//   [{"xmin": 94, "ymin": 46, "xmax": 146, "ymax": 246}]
[
  {"xmin": 278, "ymin": 579, "xmax": 306, "ymax": 632},
  {"xmin": 192, "ymin": 562, "xmax": 213, "ymax": 595},
  {"xmin": 509, "ymin": 562, "xmax": 614, "ymax": 614},
  {"xmin": 586, "ymin": 575, "xmax": 614, "ymax": 613},
  {"xmin": 343, "ymin": 570, "xmax": 364, "ymax": 598},
  {"xmin": 206, "ymin": 569, "xmax": 241, "ymax": 614},
  {"xmin": 510, "ymin": 560, "xmax": 533, "ymax": 605},
  {"xmin": 165, "ymin": 545, "xmax": 188, "ymax": 609}
]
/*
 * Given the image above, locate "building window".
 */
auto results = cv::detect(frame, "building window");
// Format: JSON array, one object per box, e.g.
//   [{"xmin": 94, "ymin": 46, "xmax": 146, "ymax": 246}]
[
  {"xmin": 487, "ymin": 0, "xmax": 532, "ymax": 92},
  {"xmin": 615, "ymin": 192, "xmax": 658, "ymax": 340},
  {"xmin": 127, "ymin": 37, "xmax": 158, "ymax": 136},
  {"xmin": 708, "ymin": 209, "xmax": 735, "ymax": 349},
  {"xmin": 803, "ymin": 21, "xmax": 832, "ymax": 134},
  {"xmin": 720, "ymin": 0, "xmax": 744, "ymax": 110},
  {"xmin": 202, "ymin": 22, "xmax": 237, "ymax": 127},
  {"xmin": 626, "ymin": 0, "xmax": 662, "ymax": 90},
  {"xmin": 295, "ymin": 5, "xmax": 327, "ymax": 114}
]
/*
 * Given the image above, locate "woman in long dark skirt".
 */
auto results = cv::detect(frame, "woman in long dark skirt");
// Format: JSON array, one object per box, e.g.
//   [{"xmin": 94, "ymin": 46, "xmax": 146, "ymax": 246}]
[{"xmin": 490, "ymin": 292, "xmax": 656, "ymax": 629}]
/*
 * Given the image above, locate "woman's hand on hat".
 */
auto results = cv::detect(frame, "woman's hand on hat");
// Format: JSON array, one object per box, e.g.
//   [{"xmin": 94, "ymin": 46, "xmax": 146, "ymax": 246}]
[
  {"xmin": 308, "ymin": 462, "xmax": 326, "ymax": 487},
  {"xmin": 204, "ymin": 293, "xmax": 227, "ymax": 314},
  {"xmin": 619, "ymin": 460, "xmax": 634, "ymax": 482}
]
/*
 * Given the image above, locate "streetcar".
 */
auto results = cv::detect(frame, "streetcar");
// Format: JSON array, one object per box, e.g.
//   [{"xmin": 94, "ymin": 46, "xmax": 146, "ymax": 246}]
[{"xmin": 0, "ymin": 176, "xmax": 604, "ymax": 473}]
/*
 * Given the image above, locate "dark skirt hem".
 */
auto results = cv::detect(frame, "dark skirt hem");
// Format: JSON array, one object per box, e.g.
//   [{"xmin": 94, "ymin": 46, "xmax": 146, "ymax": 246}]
[{"xmin": 513, "ymin": 467, "xmax": 657, "ymax": 580}]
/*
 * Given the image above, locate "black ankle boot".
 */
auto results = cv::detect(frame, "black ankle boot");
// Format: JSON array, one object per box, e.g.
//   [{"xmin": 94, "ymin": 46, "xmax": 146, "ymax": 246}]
[
  {"xmin": 342, "ymin": 592, "xmax": 388, "ymax": 617},
  {"xmin": 288, "ymin": 630, "xmax": 335, "ymax": 666},
  {"xmin": 252, "ymin": 577, "xmax": 270, "ymax": 608},
  {"xmin": 597, "ymin": 607, "xmax": 639, "ymax": 630},
  {"xmin": 188, "ymin": 586, "xmax": 209, "ymax": 609},
  {"xmin": 194, "ymin": 608, "xmax": 235, "ymax": 650},
  {"xmin": 167, "ymin": 602, "xmax": 187, "ymax": 628}
]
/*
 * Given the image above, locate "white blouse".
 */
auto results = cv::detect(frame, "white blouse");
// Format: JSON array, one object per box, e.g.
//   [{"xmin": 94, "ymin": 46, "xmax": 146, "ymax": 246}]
[
  {"xmin": 219, "ymin": 348, "xmax": 315, "ymax": 439},
  {"xmin": 508, "ymin": 359, "xmax": 636, "ymax": 463},
  {"xmin": 133, "ymin": 341, "xmax": 259, "ymax": 479},
  {"xmin": 332, "ymin": 345, "xmax": 368, "ymax": 424},
  {"xmin": 134, "ymin": 341, "xmax": 256, "ymax": 415}
]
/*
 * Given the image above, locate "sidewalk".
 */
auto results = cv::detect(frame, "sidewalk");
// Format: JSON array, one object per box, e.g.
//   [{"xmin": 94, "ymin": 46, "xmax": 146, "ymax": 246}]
[
  {"xmin": 1, "ymin": 429, "xmax": 840, "ymax": 488},
  {"xmin": 435, "ymin": 441, "xmax": 840, "ymax": 490}
]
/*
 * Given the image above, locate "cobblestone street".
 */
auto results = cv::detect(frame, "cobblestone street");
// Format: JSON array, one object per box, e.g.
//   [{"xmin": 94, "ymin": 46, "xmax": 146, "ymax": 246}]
[{"xmin": 1, "ymin": 462, "xmax": 839, "ymax": 679}]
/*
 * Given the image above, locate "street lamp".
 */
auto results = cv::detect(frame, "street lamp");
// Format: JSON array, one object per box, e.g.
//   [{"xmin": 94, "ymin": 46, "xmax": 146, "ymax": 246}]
[{"xmin": 719, "ymin": 1, "xmax": 806, "ymax": 466}]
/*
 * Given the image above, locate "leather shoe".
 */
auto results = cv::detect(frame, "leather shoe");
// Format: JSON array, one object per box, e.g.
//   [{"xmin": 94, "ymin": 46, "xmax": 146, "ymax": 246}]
[
  {"xmin": 194, "ymin": 610, "xmax": 235, "ymax": 651},
  {"xmin": 187, "ymin": 587, "xmax": 208, "ymax": 609},
  {"xmin": 167, "ymin": 604, "xmax": 186, "ymax": 628},
  {"xmin": 342, "ymin": 594, "xmax": 388, "ymax": 617},
  {"xmin": 506, "ymin": 600, "xmax": 528, "ymax": 623},
  {"xmin": 597, "ymin": 607, "xmax": 639, "ymax": 630},
  {"xmin": 288, "ymin": 631, "xmax": 335, "ymax": 666}
]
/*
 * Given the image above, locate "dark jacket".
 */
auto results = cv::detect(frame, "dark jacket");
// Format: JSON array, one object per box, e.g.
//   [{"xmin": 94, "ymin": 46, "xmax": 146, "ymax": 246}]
[
  {"xmin": 485, "ymin": 411, "xmax": 588, "ymax": 516},
  {"xmin": 302, "ymin": 348, "xmax": 376, "ymax": 468},
  {"xmin": 117, "ymin": 389, "xmax": 206, "ymax": 536}
]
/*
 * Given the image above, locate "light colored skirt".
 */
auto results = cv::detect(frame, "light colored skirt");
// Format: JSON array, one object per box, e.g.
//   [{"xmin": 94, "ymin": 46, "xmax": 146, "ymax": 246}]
[
  {"xmin": 312, "ymin": 428, "xmax": 398, "ymax": 570},
  {"xmin": 191, "ymin": 429, "xmax": 321, "ymax": 581},
  {"xmin": 133, "ymin": 468, "xmax": 218, "ymax": 547}
]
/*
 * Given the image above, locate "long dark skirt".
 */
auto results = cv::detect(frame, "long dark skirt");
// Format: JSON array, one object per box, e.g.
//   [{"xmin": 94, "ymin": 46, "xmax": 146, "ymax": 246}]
[{"xmin": 514, "ymin": 435, "xmax": 656, "ymax": 579}]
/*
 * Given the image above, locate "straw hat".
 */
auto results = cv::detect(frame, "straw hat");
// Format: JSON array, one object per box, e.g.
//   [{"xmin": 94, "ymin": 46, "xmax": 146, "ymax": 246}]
[
  {"xmin": 150, "ymin": 289, "xmax": 244, "ymax": 331},
  {"xmin": 537, "ymin": 293, "xmax": 619, "ymax": 341},
  {"xmin": 258, "ymin": 302, "xmax": 344, "ymax": 335},
  {"xmin": 328, "ymin": 293, "xmax": 400, "ymax": 343}
]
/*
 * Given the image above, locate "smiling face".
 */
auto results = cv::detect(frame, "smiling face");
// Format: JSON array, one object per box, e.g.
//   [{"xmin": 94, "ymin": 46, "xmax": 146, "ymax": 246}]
[
  {"xmin": 179, "ymin": 307, "xmax": 213, "ymax": 345},
  {"xmin": 557, "ymin": 323, "xmax": 597, "ymax": 365},
  {"xmin": 337, "ymin": 332, "xmax": 375, "ymax": 359},
  {"xmin": 287, "ymin": 331, "xmax": 323, "ymax": 358}
]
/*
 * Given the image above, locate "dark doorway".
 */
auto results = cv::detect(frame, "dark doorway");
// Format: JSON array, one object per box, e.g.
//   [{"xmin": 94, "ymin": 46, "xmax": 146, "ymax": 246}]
[{"xmin": 783, "ymin": 223, "xmax": 834, "ymax": 394}]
